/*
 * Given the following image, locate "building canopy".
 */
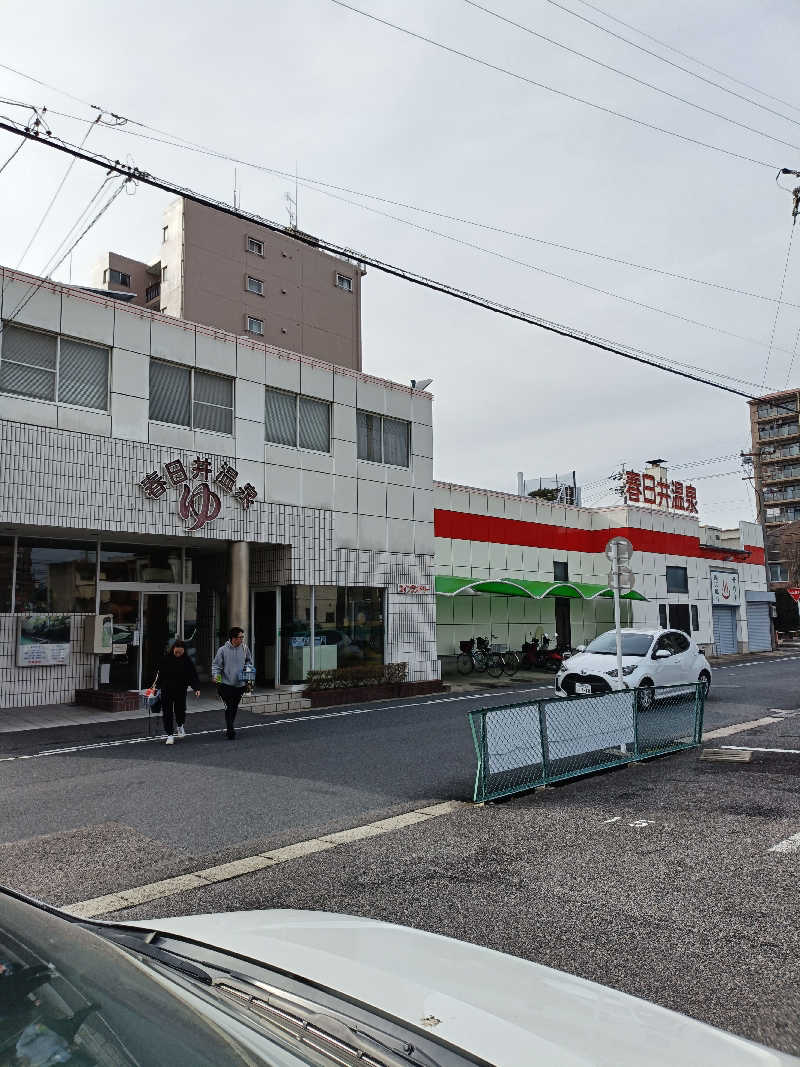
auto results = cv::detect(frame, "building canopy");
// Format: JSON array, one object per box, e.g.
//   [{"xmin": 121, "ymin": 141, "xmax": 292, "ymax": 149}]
[{"xmin": 434, "ymin": 575, "xmax": 647, "ymax": 601}]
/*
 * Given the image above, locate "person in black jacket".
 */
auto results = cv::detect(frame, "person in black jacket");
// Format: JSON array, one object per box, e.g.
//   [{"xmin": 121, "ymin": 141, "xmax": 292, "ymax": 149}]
[{"xmin": 155, "ymin": 639, "xmax": 200, "ymax": 744}]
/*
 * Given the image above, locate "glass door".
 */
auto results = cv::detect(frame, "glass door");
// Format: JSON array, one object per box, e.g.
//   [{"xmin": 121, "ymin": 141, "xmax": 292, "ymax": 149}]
[
  {"xmin": 99, "ymin": 589, "xmax": 141, "ymax": 691},
  {"xmin": 142, "ymin": 592, "xmax": 180, "ymax": 689}
]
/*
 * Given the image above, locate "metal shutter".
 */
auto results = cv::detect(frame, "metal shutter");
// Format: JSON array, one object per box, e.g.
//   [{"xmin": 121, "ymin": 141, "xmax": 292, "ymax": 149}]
[
  {"xmin": 298, "ymin": 397, "xmax": 329, "ymax": 452},
  {"xmin": 0, "ymin": 324, "xmax": 57, "ymax": 401},
  {"xmin": 265, "ymin": 388, "xmax": 296, "ymax": 446},
  {"xmin": 712, "ymin": 606, "xmax": 738, "ymax": 655},
  {"xmin": 149, "ymin": 360, "xmax": 191, "ymax": 426},
  {"xmin": 746, "ymin": 601, "xmax": 772, "ymax": 652},
  {"xmin": 193, "ymin": 370, "xmax": 233, "ymax": 434},
  {"xmin": 58, "ymin": 338, "xmax": 109, "ymax": 409}
]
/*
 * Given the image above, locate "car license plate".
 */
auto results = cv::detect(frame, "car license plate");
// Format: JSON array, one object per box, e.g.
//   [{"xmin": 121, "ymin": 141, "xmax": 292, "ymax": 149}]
[{"xmin": 575, "ymin": 682, "xmax": 592, "ymax": 695}]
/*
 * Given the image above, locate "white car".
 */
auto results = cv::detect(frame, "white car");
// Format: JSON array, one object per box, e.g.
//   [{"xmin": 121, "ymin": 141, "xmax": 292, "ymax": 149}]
[{"xmin": 555, "ymin": 627, "xmax": 712, "ymax": 703}]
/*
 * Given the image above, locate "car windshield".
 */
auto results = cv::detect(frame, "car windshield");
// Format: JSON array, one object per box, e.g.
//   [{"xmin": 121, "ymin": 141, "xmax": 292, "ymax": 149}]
[{"xmin": 584, "ymin": 632, "xmax": 653, "ymax": 656}]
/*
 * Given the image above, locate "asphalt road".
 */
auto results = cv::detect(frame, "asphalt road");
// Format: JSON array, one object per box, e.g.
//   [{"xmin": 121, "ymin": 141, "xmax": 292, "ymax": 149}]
[{"xmin": 2, "ymin": 657, "xmax": 800, "ymax": 1055}]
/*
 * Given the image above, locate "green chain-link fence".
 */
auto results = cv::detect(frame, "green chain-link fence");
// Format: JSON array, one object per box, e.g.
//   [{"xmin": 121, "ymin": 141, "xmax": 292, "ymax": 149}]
[{"xmin": 468, "ymin": 683, "xmax": 705, "ymax": 803}]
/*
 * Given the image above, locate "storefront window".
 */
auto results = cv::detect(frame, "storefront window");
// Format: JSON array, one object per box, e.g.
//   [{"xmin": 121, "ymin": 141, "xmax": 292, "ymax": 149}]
[
  {"xmin": 335, "ymin": 587, "xmax": 385, "ymax": 667},
  {"xmin": 15, "ymin": 538, "xmax": 97, "ymax": 613},
  {"xmin": 280, "ymin": 586, "xmax": 313, "ymax": 682},
  {"xmin": 99, "ymin": 543, "xmax": 181, "ymax": 584},
  {"xmin": 314, "ymin": 586, "xmax": 340, "ymax": 672},
  {"xmin": 0, "ymin": 538, "xmax": 12, "ymax": 612}
]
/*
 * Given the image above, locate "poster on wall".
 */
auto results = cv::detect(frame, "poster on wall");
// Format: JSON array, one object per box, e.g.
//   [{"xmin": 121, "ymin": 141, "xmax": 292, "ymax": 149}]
[
  {"xmin": 17, "ymin": 614, "xmax": 72, "ymax": 667},
  {"xmin": 710, "ymin": 571, "xmax": 741, "ymax": 606}
]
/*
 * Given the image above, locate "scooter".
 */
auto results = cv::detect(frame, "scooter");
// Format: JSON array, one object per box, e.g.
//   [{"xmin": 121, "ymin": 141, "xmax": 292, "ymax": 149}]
[{"xmin": 520, "ymin": 632, "xmax": 564, "ymax": 673}]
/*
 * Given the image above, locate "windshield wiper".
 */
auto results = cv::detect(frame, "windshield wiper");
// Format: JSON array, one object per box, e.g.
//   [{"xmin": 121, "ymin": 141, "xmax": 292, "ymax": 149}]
[
  {"xmin": 94, "ymin": 928, "xmax": 441, "ymax": 1066},
  {"xmin": 212, "ymin": 974, "xmax": 442, "ymax": 1067}
]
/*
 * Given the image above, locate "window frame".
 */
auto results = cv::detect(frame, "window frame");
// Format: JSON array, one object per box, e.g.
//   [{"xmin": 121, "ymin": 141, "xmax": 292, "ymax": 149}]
[
  {"xmin": 247, "ymin": 236, "xmax": 265, "ymax": 257},
  {"xmin": 246, "ymin": 315, "xmax": 264, "ymax": 336},
  {"xmin": 0, "ymin": 322, "xmax": 110, "ymax": 413},
  {"xmin": 356, "ymin": 409, "xmax": 411, "ymax": 468},
  {"xmin": 148, "ymin": 358, "xmax": 234, "ymax": 436},
  {"xmin": 553, "ymin": 561, "xmax": 569, "ymax": 582},
  {"xmin": 666, "ymin": 565, "xmax": 689, "ymax": 594},
  {"xmin": 335, "ymin": 272, "xmax": 353, "ymax": 292},
  {"xmin": 264, "ymin": 386, "xmax": 331, "ymax": 454},
  {"xmin": 246, "ymin": 275, "xmax": 265, "ymax": 296}
]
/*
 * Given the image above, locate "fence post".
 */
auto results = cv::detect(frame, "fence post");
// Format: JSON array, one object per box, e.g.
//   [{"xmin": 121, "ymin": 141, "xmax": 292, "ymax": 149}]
[
  {"xmin": 695, "ymin": 681, "xmax": 705, "ymax": 745},
  {"xmin": 468, "ymin": 711, "xmax": 487, "ymax": 803},
  {"xmin": 538, "ymin": 700, "xmax": 551, "ymax": 785},
  {"xmin": 632, "ymin": 687, "xmax": 640, "ymax": 760}
]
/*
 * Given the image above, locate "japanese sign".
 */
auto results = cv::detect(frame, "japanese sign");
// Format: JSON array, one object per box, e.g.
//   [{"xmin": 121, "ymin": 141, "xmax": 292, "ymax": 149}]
[
  {"xmin": 624, "ymin": 470, "xmax": 698, "ymax": 513},
  {"xmin": 396, "ymin": 584, "xmax": 431, "ymax": 594},
  {"xmin": 710, "ymin": 570, "xmax": 740, "ymax": 606},
  {"xmin": 138, "ymin": 455, "xmax": 258, "ymax": 531},
  {"xmin": 17, "ymin": 614, "xmax": 71, "ymax": 667}
]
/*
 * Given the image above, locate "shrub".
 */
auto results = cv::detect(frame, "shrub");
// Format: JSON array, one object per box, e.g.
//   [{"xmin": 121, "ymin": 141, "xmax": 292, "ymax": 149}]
[{"xmin": 304, "ymin": 662, "xmax": 408, "ymax": 691}]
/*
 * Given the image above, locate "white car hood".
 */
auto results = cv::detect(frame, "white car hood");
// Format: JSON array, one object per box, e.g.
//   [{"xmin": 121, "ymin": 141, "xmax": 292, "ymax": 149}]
[
  {"xmin": 561, "ymin": 652, "xmax": 645, "ymax": 676},
  {"xmin": 128, "ymin": 909, "xmax": 795, "ymax": 1066}
]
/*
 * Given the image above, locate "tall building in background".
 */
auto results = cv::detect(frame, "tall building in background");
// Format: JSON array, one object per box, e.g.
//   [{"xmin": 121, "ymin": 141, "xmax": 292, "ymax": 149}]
[
  {"xmin": 747, "ymin": 389, "xmax": 800, "ymax": 627},
  {"xmin": 90, "ymin": 198, "xmax": 364, "ymax": 370}
]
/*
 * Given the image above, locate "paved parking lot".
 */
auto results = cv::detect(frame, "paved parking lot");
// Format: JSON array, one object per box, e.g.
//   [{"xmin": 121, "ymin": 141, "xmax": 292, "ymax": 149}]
[{"xmin": 90, "ymin": 711, "xmax": 800, "ymax": 1056}]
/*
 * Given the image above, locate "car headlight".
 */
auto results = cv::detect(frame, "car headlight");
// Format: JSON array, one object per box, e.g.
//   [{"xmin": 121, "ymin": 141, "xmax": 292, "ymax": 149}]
[{"xmin": 606, "ymin": 665, "xmax": 637, "ymax": 678}]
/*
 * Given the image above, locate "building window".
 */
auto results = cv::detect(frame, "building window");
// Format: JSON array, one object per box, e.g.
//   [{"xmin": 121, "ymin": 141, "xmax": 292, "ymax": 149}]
[
  {"xmin": 247, "ymin": 236, "xmax": 264, "ymax": 256},
  {"xmin": 0, "ymin": 537, "xmax": 12, "ymax": 612},
  {"xmin": 246, "ymin": 276, "xmax": 264, "ymax": 296},
  {"xmin": 691, "ymin": 604, "xmax": 700, "ymax": 631},
  {"xmin": 553, "ymin": 561, "xmax": 569, "ymax": 581},
  {"xmin": 149, "ymin": 360, "xmax": 234, "ymax": 434},
  {"xmin": 104, "ymin": 268, "xmax": 130, "ymax": 287},
  {"xmin": 162, "ymin": 225, "xmax": 168, "ymax": 243},
  {"xmin": 666, "ymin": 566, "xmax": 688, "ymax": 593},
  {"xmin": 145, "ymin": 282, "xmax": 161, "ymax": 303},
  {"xmin": 265, "ymin": 387, "xmax": 330, "ymax": 452},
  {"xmin": 356, "ymin": 411, "xmax": 410, "ymax": 467},
  {"xmin": 658, "ymin": 604, "xmax": 668, "ymax": 628},
  {"xmin": 768, "ymin": 563, "xmax": 789, "ymax": 582},
  {"xmin": 0, "ymin": 324, "xmax": 109, "ymax": 410},
  {"xmin": 335, "ymin": 273, "xmax": 353, "ymax": 292},
  {"xmin": 161, "ymin": 265, "xmax": 167, "ymax": 281},
  {"xmin": 246, "ymin": 316, "xmax": 264, "ymax": 335},
  {"xmin": 15, "ymin": 538, "xmax": 97, "ymax": 613}
]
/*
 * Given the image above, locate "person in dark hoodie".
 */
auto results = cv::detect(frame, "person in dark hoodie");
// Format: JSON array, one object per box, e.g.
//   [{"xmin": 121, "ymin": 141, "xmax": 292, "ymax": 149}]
[{"xmin": 155, "ymin": 639, "xmax": 200, "ymax": 745}]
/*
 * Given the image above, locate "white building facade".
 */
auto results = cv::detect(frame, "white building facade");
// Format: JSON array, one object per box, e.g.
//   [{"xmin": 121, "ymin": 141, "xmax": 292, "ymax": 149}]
[
  {"xmin": 434, "ymin": 482, "xmax": 770, "ymax": 659},
  {"xmin": 0, "ymin": 267, "xmax": 437, "ymax": 709}
]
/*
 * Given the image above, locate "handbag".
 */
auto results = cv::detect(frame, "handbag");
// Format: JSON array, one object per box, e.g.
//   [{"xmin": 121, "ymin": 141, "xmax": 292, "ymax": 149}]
[{"xmin": 147, "ymin": 674, "xmax": 162, "ymax": 715}]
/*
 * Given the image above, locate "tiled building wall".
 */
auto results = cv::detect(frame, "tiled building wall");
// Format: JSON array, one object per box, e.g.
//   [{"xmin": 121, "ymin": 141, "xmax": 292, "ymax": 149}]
[{"xmin": 0, "ymin": 615, "xmax": 95, "ymax": 708}]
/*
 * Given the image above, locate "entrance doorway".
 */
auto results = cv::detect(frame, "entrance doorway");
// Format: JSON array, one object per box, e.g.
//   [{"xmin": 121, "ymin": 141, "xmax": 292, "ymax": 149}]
[
  {"xmin": 252, "ymin": 588, "xmax": 278, "ymax": 686},
  {"xmin": 555, "ymin": 597, "xmax": 572, "ymax": 650},
  {"xmin": 99, "ymin": 584, "xmax": 197, "ymax": 690},
  {"xmin": 668, "ymin": 603, "xmax": 691, "ymax": 636}
]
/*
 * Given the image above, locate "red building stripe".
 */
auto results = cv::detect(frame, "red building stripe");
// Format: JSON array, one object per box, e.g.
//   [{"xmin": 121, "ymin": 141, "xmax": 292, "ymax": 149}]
[{"xmin": 433, "ymin": 509, "xmax": 765, "ymax": 566}]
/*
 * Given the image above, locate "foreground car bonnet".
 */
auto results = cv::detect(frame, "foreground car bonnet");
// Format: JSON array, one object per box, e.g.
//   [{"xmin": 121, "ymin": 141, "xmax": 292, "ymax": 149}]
[{"xmin": 129, "ymin": 910, "xmax": 795, "ymax": 1066}]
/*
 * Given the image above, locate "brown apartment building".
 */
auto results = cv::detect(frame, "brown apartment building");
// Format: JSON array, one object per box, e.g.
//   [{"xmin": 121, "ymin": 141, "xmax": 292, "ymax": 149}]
[
  {"xmin": 747, "ymin": 387, "xmax": 800, "ymax": 628},
  {"xmin": 90, "ymin": 198, "xmax": 364, "ymax": 370}
]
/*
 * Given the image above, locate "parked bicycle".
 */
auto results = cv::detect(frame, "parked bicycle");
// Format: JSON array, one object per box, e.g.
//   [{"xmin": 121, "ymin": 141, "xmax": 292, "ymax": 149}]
[{"xmin": 457, "ymin": 636, "xmax": 506, "ymax": 678}]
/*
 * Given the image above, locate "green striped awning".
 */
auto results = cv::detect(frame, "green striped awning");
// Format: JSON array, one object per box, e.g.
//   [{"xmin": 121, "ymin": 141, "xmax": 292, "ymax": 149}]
[{"xmin": 434, "ymin": 575, "xmax": 646, "ymax": 601}]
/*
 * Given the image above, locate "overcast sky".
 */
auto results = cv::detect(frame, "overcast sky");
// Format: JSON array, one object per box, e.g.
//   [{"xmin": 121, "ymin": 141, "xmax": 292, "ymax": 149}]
[{"xmin": 2, "ymin": 0, "xmax": 799, "ymax": 527}]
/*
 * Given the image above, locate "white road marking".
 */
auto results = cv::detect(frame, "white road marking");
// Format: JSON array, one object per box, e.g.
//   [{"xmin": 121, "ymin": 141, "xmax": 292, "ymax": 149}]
[
  {"xmin": 0, "ymin": 688, "xmax": 554, "ymax": 764},
  {"xmin": 722, "ymin": 745, "xmax": 800, "ymax": 755},
  {"xmin": 768, "ymin": 831, "xmax": 800, "ymax": 854},
  {"xmin": 67, "ymin": 800, "xmax": 469, "ymax": 918},
  {"xmin": 703, "ymin": 716, "xmax": 784, "ymax": 740}
]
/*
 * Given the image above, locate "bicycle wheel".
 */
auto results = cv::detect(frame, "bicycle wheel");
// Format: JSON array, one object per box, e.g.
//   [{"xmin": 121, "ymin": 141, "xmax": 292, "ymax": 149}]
[
  {"xmin": 486, "ymin": 652, "xmax": 504, "ymax": 678},
  {"xmin": 473, "ymin": 651, "xmax": 489, "ymax": 673},
  {"xmin": 502, "ymin": 651, "xmax": 520, "ymax": 676},
  {"xmin": 456, "ymin": 653, "xmax": 473, "ymax": 675}
]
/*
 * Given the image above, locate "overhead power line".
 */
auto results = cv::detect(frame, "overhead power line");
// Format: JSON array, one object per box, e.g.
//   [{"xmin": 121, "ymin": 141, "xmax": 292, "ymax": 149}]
[
  {"xmin": 302, "ymin": 176, "xmax": 800, "ymax": 374},
  {"xmin": 539, "ymin": 0, "xmax": 800, "ymax": 129},
  {"xmin": 1, "ymin": 76, "xmax": 796, "ymax": 310},
  {"xmin": 0, "ymin": 114, "xmax": 782, "ymax": 414},
  {"xmin": 460, "ymin": 0, "xmax": 800, "ymax": 151},
  {"xmin": 324, "ymin": 0, "xmax": 777, "ymax": 170},
  {"xmin": 0, "ymin": 138, "xmax": 24, "ymax": 177},
  {"xmin": 761, "ymin": 224, "xmax": 797, "ymax": 387},
  {"xmin": 568, "ymin": 0, "xmax": 800, "ymax": 116}
]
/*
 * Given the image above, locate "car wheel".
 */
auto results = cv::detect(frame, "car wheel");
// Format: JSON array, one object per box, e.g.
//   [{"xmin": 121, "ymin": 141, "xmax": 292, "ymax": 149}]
[
  {"xmin": 698, "ymin": 672, "xmax": 711, "ymax": 699},
  {"xmin": 638, "ymin": 680, "xmax": 655, "ymax": 710}
]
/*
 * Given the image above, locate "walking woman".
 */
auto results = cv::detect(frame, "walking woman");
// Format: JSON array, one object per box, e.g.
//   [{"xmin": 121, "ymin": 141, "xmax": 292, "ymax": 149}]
[{"xmin": 156, "ymin": 639, "xmax": 200, "ymax": 745}]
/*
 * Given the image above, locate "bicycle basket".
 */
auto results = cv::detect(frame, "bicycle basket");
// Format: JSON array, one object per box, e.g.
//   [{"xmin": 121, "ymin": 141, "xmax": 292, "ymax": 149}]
[{"xmin": 459, "ymin": 639, "xmax": 474, "ymax": 654}]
